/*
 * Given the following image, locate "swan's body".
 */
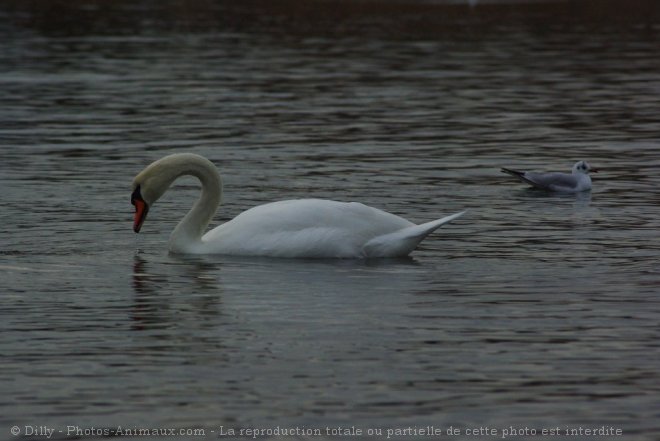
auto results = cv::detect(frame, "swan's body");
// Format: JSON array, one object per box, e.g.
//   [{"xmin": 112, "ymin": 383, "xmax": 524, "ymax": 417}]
[
  {"xmin": 501, "ymin": 160, "xmax": 597, "ymax": 193},
  {"xmin": 131, "ymin": 153, "xmax": 465, "ymax": 258}
]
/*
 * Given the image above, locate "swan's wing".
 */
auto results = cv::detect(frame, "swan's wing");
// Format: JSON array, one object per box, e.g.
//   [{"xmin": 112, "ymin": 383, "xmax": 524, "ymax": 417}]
[
  {"xmin": 202, "ymin": 199, "xmax": 414, "ymax": 258},
  {"xmin": 363, "ymin": 211, "xmax": 465, "ymax": 258},
  {"xmin": 223, "ymin": 199, "xmax": 412, "ymax": 234}
]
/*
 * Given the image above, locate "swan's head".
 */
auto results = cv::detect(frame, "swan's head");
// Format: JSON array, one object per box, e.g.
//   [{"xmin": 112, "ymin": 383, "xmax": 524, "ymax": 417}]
[
  {"xmin": 131, "ymin": 184, "xmax": 149, "ymax": 233},
  {"xmin": 131, "ymin": 153, "xmax": 221, "ymax": 233},
  {"xmin": 572, "ymin": 160, "xmax": 598, "ymax": 175},
  {"xmin": 131, "ymin": 154, "xmax": 189, "ymax": 233}
]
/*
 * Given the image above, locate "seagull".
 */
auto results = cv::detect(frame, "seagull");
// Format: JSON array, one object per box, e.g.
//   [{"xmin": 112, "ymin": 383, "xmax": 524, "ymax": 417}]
[{"xmin": 501, "ymin": 161, "xmax": 598, "ymax": 193}]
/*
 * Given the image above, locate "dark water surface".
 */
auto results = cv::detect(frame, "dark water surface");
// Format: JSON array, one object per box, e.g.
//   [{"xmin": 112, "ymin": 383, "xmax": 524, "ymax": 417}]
[{"xmin": 1, "ymin": 1, "xmax": 659, "ymax": 439}]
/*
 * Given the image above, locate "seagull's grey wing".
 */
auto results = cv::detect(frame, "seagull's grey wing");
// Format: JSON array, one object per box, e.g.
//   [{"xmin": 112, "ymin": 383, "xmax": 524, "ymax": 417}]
[
  {"xmin": 525, "ymin": 172, "xmax": 579, "ymax": 191},
  {"xmin": 501, "ymin": 167, "xmax": 547, "ymax": 188}
]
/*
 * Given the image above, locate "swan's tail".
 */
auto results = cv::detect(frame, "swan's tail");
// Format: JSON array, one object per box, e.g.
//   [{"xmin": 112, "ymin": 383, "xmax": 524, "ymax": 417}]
[{"xmin": 363, "ymin": 211, "xmax": 466, "ymax": 257}]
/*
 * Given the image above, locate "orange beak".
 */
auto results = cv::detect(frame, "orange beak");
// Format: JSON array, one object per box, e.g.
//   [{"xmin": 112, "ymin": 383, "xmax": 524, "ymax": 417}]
[{"xmin": 131, "ymin": 186, "xmax": 149, "ymax": 233}]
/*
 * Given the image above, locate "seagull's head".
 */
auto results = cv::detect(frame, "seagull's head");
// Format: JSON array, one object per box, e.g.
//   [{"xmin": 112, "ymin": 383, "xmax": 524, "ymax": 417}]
[{"xmin": 573, "ymin": 160, "xmax": 598, "ymax": 175}]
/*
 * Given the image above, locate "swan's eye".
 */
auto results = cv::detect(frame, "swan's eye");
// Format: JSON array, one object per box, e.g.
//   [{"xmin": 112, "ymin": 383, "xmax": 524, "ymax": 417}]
[{"xmin": 131, "ymin": 185, "xmax": 142, "ymax": 206}]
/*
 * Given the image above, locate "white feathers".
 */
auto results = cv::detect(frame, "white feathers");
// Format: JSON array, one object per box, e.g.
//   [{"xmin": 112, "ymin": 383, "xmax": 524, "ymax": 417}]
[{"xmin": 132, "ymin": 153, "xmax": 464, "ymax": 258}]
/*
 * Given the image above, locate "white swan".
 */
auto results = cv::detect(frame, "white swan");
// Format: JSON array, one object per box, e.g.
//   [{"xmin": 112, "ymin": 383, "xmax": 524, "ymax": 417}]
[{"xmin": 131, "ymin": 153, "xmax": 465, "ymax": 258}]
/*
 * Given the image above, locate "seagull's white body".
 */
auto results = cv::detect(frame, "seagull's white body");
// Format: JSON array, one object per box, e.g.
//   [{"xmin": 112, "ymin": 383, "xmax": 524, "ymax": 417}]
[
  {"xmin": 131, "ymin": 153, "xmax": 465, "ymax": 258},
  {"xmin": 501, "ymin": 161, "xmax": 597, "ymax": 193}
]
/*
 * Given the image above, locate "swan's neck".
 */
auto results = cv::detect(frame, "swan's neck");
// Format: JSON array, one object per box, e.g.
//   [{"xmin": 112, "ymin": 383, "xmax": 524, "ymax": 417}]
[{"xmin": 168, "ymin": 158, "xmax": 222, "ymax": 253}]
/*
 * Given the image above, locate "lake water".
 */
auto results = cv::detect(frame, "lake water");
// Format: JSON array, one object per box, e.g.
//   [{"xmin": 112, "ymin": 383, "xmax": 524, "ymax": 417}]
[{"xmin": 1, "ymin": 1, "xmax": 659, "ymax": 439}]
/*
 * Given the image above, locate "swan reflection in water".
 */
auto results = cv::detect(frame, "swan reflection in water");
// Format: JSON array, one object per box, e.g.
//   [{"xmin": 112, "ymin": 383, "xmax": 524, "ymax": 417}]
[
  {"xmin": 131, "ymin": 254, "xmax": 223, "ymax": 332},
  {"xmin": 131, "ymin": 250, "xmax": 428, "ymax": 331}
]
